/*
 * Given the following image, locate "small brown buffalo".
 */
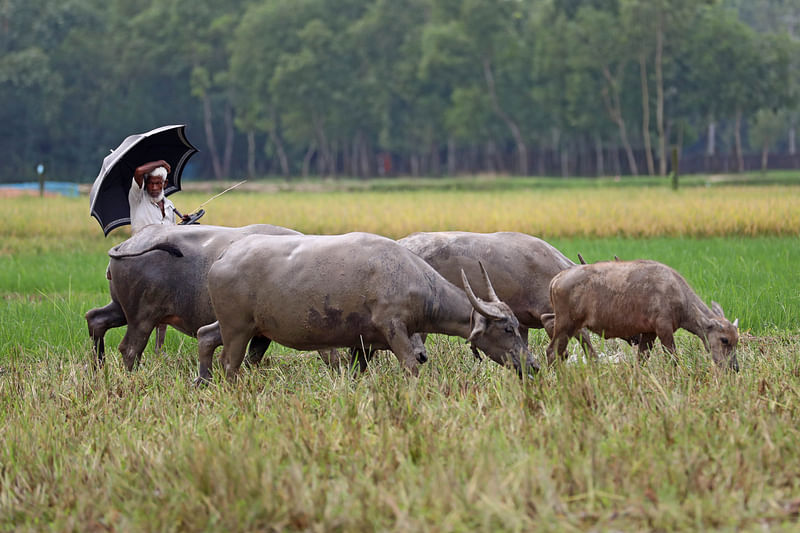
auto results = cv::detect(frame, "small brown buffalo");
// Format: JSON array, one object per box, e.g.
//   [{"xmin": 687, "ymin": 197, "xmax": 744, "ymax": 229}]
[{"xmin": 544, "ymin": 260, "xmax": 739, "ymax": 370}]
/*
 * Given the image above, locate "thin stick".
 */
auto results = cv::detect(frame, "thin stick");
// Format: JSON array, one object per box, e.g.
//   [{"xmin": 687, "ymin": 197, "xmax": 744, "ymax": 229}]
[{"xmin": 190, "ymin": 180, "xmax": 247, "ymax": 213}]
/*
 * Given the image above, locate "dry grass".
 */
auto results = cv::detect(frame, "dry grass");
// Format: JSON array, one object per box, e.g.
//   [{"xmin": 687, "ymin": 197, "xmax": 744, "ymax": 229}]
[
  {"xmin": 2, "ymin": 185, "xmax": 798, "ymax": 254},
  {"xmin": 2, "ymin": 335, "xmax": 800, "ymax": 531}
]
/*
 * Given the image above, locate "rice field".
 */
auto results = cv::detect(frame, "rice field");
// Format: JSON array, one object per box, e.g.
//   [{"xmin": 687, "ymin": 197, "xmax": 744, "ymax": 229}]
[{"xmin": 1, "ymin": 181, "xmax": 800, "ymax": 531}]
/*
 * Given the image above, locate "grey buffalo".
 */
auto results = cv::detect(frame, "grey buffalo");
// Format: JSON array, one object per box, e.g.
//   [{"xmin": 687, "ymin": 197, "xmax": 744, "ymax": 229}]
[
  {"xmin": 85, "ymin": 223, "xmax": 299, "ymax": 370},
  {"xmin": 398, "ymin": 231, "xmax": 593, "ymax": 353},
  {"xmin": 544, "ymin": 259, "xmax": 740, "ymax": 370},
  {"xmin": 196, "ymin": 232, "xmax": 538, "ymax": 382}
]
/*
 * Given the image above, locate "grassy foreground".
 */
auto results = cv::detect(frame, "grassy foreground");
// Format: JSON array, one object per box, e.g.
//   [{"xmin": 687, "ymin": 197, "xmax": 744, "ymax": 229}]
[
  {"xmin": 2, "ymin": 182, "xmax": 800, "ymax": 530},
  {"xmin": 3, "ymin": 335, "xmax": 800, "ymax": 531}
]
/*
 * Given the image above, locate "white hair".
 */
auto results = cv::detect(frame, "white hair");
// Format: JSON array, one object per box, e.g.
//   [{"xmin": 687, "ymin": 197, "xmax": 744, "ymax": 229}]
[{"xmin": 146, "ymin": 166, "xmax": 168, "ymax": 181}]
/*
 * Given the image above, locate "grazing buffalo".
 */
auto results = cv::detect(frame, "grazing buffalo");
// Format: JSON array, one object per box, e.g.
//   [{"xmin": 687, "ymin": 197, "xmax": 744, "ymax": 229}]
[
  {"xmin": 85, "ymin": 223, "xmax": 299, "ymax": 370},
  {"xmin": 398, "ymin": 231, "xmax": 594, "ymax": 354},
  {"xmin": 545, "ymin": 259, "xmax": 740, "ymax": 370},
  {"xmin": 196, "ymin": 232, "xmax": 538, "ymax": 382}
]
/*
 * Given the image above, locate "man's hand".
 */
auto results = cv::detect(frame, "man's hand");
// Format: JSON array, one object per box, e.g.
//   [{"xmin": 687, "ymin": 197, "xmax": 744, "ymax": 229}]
[
  {"xmin": 134, "ymin": 160, "xmax": 172, "ymax": 187},
  {"xmin": 181, "ymin": 213, "xmax": 191, "ymax": 223}
]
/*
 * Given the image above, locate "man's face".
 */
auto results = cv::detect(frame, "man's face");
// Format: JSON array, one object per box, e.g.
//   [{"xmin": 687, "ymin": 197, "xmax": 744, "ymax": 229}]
[{"xmin": 146, "ymin": 176, "xmax": 165, "ymax": 199}]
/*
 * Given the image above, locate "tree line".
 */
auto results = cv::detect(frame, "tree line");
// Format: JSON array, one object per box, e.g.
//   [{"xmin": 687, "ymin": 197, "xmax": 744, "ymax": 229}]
[{"xmin": 2, "ymin": 0, "xmax": 798, "ymax": 182}]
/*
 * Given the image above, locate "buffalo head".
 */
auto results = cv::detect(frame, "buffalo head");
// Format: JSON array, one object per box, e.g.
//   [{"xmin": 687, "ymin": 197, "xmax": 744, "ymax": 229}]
[{"xmin": 461, "ymin": 262, "xmax": 539, "ymax": 377}]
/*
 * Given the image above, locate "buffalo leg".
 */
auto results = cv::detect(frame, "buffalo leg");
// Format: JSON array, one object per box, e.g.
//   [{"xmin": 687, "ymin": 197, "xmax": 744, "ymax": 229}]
[
  {"xmin": 576, "ymin": 329, "xmax": 597, "ymax": 359},
  {"xmin": 118, "ymin": 323, "xmax": 154, "ymax": 371},
  {"xmin": 382, "ymin": 320, "xmax": 420, "ymax": 376},
  {"xmin": 545, "ymin": 334, "xmax": 570, "ymax": 365},
  {"xmin": 196, "ymin": 321, "xmax": 223, "ymax": 384},
  {"xmin": 221, "ymin": 333, "xmax": 252, "ymax": 381},
  {"xmin": 245, "ymin": 335, "xmax": 272, "ymax": 366},
  {"xmin": 543, "ymin": 313, "xmax": 595, "ymax": 361},
  {"xmin": 637, "ymin": 333, "xmax": 657, "ymax": 362},
  {"xmin": 546, "ymin": 316, "xmax": 574, "ymax": 365},
  {"xmin": 350, "ymin": 345, "xmax": 374, "ymax": 373},
  {"xmin": 85, "ymin": 301, "xmax": 127, "ymax": 367},
  {"xmin": 154, "ymin": 324, "xmax": 167, "ymax": 355},
  {"xmin": 317, "ymin": 348, "xmax": 348, "ymax": 371},
  {"xmin": 656, "ymin": 326, "xmax": 678, "ymax": 364}
]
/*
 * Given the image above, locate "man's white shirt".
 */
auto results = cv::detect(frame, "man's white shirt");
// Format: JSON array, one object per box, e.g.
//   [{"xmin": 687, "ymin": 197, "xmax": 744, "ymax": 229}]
[{"xmin": 129, "ymin": 178, "xmax": 178, "ymax": 234}]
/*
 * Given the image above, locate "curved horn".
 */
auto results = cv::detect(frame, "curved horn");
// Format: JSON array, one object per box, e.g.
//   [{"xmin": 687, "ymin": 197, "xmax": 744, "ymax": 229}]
[
  {"xmin": 478, "ymin": 261, "xmax": 501, "ymax": 303},
  {"xmin": 577, "ymin": 253, "xmax": 587, "ymax": 265},
  {"xmin": 732, "ymin": 318, "xmax": 739, "ymax": 329},
  {"xmin": 461, "ymin": 269, "xmax": 501, "ymax": 319}
]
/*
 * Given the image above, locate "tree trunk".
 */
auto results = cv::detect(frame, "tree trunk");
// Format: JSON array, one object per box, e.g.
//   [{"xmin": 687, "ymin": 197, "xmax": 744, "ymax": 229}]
[
  {"xmin": 655, "ymin": 22, "xmax": 667, "ymax": 176},
  {"xmin": 612, "ymin": 143, "xmax": 621, "ymax": 176},
  {"xmin": 268, "ymin": 129, "xmax": 290, "ymax": 177},
  {"xmin": 330, "ymin": 139, "xmax": 338, "ymax": 178},
  {"xmin": 359, "ymin": 134, "xmax": 371, "ymax": 177},
  {"xmin": 639, "ymin": 53, "xmax": 655, "ymax": 176},
  {"xmin": 302, "ymin": 142, "xmax": 316, "ymax": 178},
  {"xmin": 202, "ymin": 94, "xmax": 224, "ymax": 179},
  {"xmin": 246, "ymin": 130, "xmax": 256, "ymax": 178},
  {"xmin": 560, "ymin": 143, "xmax": 569, "ymax": 178},
  {"xmin": 601, "ymin": 65, "xmax": 638, "ymax": 176},
  {"xmin": 429, "ymin": 140, "xmax": 440, "ymax": 176},
  {"xmin": 536, "ymin": 143, "xmax": 547, "ymax": 176},
  {"xmin": 268, "ymin": 109, "xmax": 290, "ymax": 177},
  {"xmin": 447, "ymin": 137, "xmax": 456, "ymax": 176},
  {"xmin": 312, "ymin": 114, "xmax": 332, "ymax": 176},
  {"xmin": 484, "ymin": 142, "xmax": 494, "ymax": 173},
  {"xmin": 707, "ymin": 120, "xmax": 716, "ymax": 156},
  {"xmin": 761, "ymin": 142, "xmax": 769, "ymax": 171},
  {"xmin": 734, "ymin": 108, "xmax": 744, "ymax": 172},
  {"xmin": 655, "ymin": 24, "xmax": 667, "ymax": 176},
  {"xmin": 470, "ymin": 144, "xmax": 479, "ymax": 174},
  {"xmin": 789, "ymin": 123, "xmax": 796, "ymax": 155},
  {"xmin": 222, "ymin": 104, "xmax": 234, "ymax": 178},
  {"xmin": 594, "ymin": 134, "xmax": 605, "ymax": 177},
  {"xmin": 483, "ymin": 58, "xmax": 528, "ymax": 175},
  {"xmin": 410, "ymin": 153, "xmax": 420, "ymax": 176}
]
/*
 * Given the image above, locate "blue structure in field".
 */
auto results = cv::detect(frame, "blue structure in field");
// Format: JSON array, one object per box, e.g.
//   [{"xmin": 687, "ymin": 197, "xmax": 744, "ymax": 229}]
[{"xmin": 0, "ymin": 182, "xmax": 80, "ymax": 197}]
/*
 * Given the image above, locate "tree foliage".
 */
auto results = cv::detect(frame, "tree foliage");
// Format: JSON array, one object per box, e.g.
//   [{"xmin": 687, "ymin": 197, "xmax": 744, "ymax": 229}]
[{"xmin": 1, "ymin": 0, "xmax": 798, "ymax": 181}]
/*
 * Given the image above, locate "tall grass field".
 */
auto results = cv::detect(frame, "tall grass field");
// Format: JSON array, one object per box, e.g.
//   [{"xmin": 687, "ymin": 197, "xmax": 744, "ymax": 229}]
[{"xmin": 1, "ymin": 182, "xmax": 800, "ymax": 530}]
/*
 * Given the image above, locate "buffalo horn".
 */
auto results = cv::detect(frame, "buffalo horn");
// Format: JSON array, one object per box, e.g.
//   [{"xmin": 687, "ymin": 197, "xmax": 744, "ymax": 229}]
[
  {"xmin": 461, "ymin": 269, "xmax": 502, "ymax": 319},
  {"xmin": 478, "ymin": 261, "xmax": 501, "ymax": 303}
]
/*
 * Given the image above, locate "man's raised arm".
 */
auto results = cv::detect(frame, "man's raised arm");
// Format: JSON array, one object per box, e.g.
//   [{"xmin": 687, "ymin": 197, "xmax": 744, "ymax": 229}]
[{"xmin": 133, "ymin": 160, "xmax": 172, "ymax": 188}]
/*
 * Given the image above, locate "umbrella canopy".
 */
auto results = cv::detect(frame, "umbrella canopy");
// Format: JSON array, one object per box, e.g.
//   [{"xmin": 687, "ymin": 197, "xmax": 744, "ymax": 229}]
[{"xmin": 89, "ymin": 124, "xmax": 199, "ymax": 236}]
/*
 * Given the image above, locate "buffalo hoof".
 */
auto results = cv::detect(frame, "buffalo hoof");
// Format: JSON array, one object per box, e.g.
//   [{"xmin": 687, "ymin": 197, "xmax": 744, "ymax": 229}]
[{"xmin": 193, "ymin": 375, "xmax": 212, "ymax": 387}]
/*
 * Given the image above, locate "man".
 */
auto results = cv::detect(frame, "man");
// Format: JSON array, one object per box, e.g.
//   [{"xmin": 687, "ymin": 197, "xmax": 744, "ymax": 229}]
[
  {"xmin": 129, "ymin": 159, "xmax": 190, "ymax": 352},
  {"xmin": 130, "ymin": 159, "xmax": 189, "ymax": 233}
]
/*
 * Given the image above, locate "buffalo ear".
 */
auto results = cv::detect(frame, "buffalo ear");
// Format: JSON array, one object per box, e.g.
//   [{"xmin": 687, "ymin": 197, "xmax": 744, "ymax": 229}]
[
  {"xmin": 693, "ymin": 304, "xmax": 715, "ymax": 331},
  {"xmin": 710, "ymin": 301, "xmax": 725, "ymax": 318},
  {"xmin": 468, "ymin": 313, "xmax": 486, "ymax": 342}
]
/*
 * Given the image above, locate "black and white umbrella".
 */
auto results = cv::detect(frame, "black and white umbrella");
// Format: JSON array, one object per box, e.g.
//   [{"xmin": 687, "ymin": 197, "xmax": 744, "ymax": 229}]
[{"xmin": 89, "ymin": 124, "xmax": 199, "ymax": 236}]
